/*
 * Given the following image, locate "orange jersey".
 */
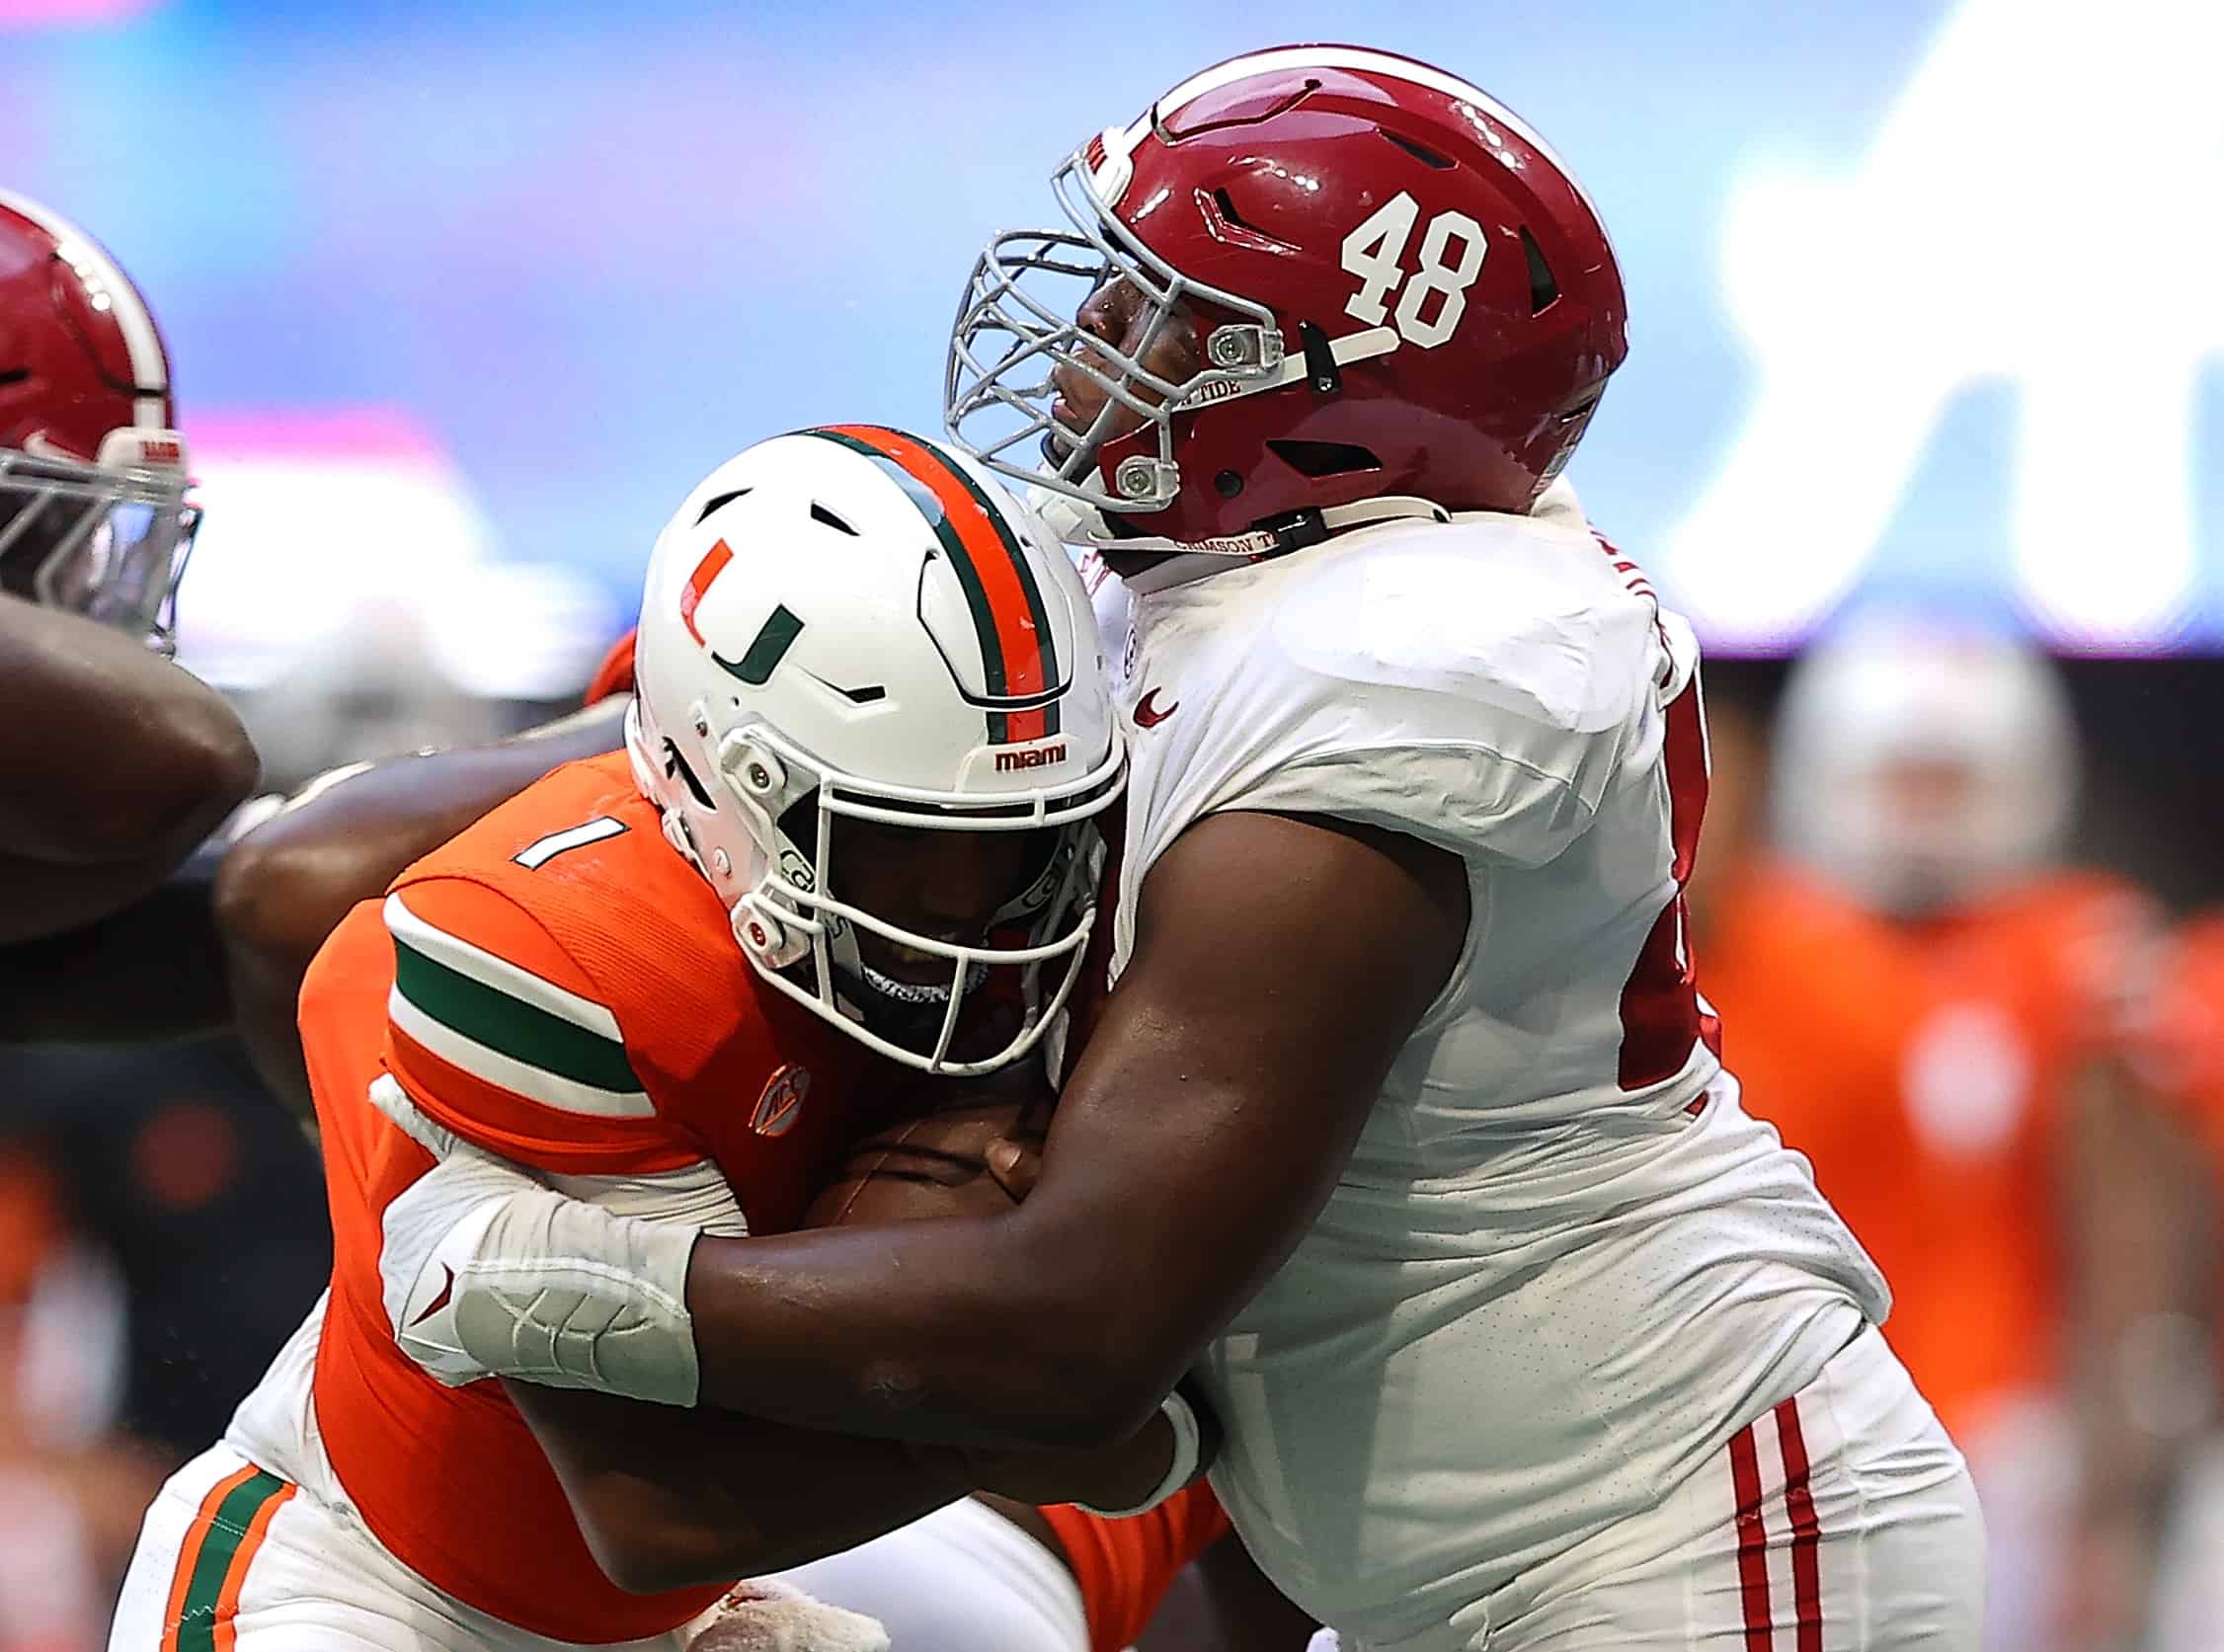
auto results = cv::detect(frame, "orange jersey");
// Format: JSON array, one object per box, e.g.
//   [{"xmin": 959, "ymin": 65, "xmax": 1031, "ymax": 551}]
[
  {"xmin": 1704, "ymin": 860, "xmax": 2154, "ymax": 1438},
  {"xmin": 1699, "ymin": 861, "xmax": 1931, "ymax": 1302},
  {"xmin": 302, "ymin": 751, "xmax": 896, "ymax": 1643}
]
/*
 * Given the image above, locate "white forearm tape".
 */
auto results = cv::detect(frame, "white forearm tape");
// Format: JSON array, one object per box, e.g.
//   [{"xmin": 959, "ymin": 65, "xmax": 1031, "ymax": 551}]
[{"xmin": 382, "ymin": 1148, "xmax": 703, "ymax": 1405}]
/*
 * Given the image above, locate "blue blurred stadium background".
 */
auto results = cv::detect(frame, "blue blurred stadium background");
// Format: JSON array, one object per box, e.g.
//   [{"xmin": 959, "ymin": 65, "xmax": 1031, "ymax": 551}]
[{"xmin": 10, "ymin": 0, "xmax": 2218, "ymax": 679}]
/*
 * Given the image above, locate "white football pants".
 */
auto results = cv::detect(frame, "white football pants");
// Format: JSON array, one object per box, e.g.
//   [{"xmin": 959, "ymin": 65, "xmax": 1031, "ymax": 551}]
[
  {"xmin": 109, "ymin": 1440, "xmax": 1080, "ymax": 1652},
  {"xmin": 1306, "ymin": 1328, "xmax": 1984, "ymax": 1651}
]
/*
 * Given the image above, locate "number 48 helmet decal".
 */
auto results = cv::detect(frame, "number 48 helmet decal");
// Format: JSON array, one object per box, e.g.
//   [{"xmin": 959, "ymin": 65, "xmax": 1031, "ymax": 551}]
[{"xmin": 946, "ymin": 44, "xmax": 1628, "ymax": 561}]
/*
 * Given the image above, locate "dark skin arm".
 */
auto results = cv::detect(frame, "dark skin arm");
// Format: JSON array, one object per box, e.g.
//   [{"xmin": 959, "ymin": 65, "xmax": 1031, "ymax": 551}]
[
  {"xmin": 215, "ymin": 698, "xmax": 629, "ymax": 1118},
  {"xmin": 507, "ymin": 1091, "xmax": 1201, "ymax": 1593},
  {"xmin": 506, "ymin": 1380, "xmax": 1191, "ymax": 1595},
  {"xmin": 0, "ymin": 595, "xmax": 258, "ymax": 944},
  {"xmin": 675, "ymin": 809, "xmax": 1469, "ymax": 1449},
  {"xmin": 504, "ymin": 1382, "xmax": 968, "ymax": 1595}
]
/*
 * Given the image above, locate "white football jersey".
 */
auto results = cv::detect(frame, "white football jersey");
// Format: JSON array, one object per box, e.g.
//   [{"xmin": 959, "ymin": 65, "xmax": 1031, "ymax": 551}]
[{"xmin": 1080, "ymin": 488, "xmax": 1889, "ymax": 1647}]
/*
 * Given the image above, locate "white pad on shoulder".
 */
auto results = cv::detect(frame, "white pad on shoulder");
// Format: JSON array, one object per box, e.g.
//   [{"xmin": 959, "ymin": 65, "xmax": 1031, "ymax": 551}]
[{"xmin": 370, "ymin": 1075, "xmax": 702, "ymax": 1405}]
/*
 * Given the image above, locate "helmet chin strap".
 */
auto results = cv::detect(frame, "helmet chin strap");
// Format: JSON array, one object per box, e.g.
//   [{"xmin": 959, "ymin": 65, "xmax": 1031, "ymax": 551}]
[
  {"xmin": 1105, "ymin": 496, "xmax": 1453, "ymax": 593},
  {"xmin": 1026, "ymin": 321, "xmax": 1423, "ymax": 590}
]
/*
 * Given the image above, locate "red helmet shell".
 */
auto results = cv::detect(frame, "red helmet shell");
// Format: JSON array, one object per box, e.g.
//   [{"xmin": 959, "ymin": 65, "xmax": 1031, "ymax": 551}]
[
  {"xmin": 0, "ymin": 193, "xmax": 197, "ymax": 649},
  {"xmin": 0, "ymin": 191, "xmax": 174, "ymax": 462},
  {"xmin": 1089, "ymin": 45, "xmax": 1626, "ymax": 539}
]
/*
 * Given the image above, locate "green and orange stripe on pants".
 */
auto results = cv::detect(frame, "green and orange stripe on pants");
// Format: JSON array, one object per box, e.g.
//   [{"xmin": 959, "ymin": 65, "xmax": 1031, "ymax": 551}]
[
  {"xmin": 160, "ymin": 1463, "xmax": 295, "ymax": 1652},
  {"xmin": 806, "ymin": 425, "xmax": 1062, "ymax": 745}
]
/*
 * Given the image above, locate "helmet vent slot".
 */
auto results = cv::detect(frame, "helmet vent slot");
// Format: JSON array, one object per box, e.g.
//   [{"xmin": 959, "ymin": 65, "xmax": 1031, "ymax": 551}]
[
  {"xmin": 1158, "ymin": 80, "xmax": 1318, "ymax": 141},
  {"xmin": 1265, "ymin": 438, "xmax": 1382, "ymax": 479},
  {"xmin": 1205, "ymin": 187, "xmax": 1299, "ymax": 254},
  {"xmin": 0, "ymin": 368, "xmax": 29, "ymax": 386},
  {"xmin": 1380, "ymin": 130, "xmax": 1454, "ymax": 170},
  {"xmin": 696, "ymin": 487, "xmax": 753, "ymax": 524},
  {"xmin": 810, "ymin": 502, "xmax": 860, "ymax": 535},
  {"xmin": 1520, "ymin": 227, "xmax": 1560, "ymax": 314},
  {"xmin": 660, "ymin": 738, "xmax": 718, "ymax": 810}
]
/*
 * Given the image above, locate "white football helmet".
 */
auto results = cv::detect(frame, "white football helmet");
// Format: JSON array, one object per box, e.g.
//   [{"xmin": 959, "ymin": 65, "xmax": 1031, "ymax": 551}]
[
  {"xmin": 628, "ymin": 425, "xmax": 1125, "ymax": 1073},
  {"xmin": 1771, "ymin": 617, "xmax": 2078, "ymax": 915}
]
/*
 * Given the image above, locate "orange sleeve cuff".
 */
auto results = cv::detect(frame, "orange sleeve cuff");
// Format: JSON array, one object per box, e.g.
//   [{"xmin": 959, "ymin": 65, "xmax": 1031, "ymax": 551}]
[{"xmin": 584, "ymin": 629, "xmax": 638, "ymax": 706}]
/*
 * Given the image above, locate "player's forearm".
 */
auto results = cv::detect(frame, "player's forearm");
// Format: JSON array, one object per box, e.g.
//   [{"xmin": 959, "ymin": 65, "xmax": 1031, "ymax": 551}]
[
  {"xmin": 508, "ymin": 1378, "xmax": 971, "ymax": 1593},
  {"xmin": 216, "ymin": 697, "xmax": 629, "ymax": 1109},
  {"xmin": 387, "ymin": 1148, "xmax": 1164, "ymax": 1450},
  {"xmin": 0, "ymin": 758, "xmax": 248, "ymax": 946},
  {"xmin": 0, "ymin": 597, "xmax": 256, "ymax": 882},
  {"xmin": 682, "ymin": 1207, "xmax": 1171, "ymax": 1450},
  {"xmin": 510, "ymin": 1370, "xmax": 1183, "ymax": 1596},
  {"xmin": 215, "ymin": 696, "xmax": 628, "ymax": 971}
]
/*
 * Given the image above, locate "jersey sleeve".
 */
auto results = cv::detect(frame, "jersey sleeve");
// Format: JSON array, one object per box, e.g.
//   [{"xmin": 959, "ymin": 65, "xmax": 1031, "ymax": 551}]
[
  {"xmin": 582, "ymin": 628, "xmax": 637, "ymax": 706},
  {"xmin": 379, "ymin": 876, "xmax": 703, "ymax": 1176}
]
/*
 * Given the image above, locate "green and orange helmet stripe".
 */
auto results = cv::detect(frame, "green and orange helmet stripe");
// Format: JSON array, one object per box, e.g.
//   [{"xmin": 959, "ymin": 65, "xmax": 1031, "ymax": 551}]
[{"xmin": 803, "ymin": 425, "xmax": 1062, "ymax": 745}]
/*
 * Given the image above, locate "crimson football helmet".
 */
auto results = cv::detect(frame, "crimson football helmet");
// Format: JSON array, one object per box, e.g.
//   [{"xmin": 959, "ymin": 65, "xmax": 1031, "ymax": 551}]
[
  {"xmin": 947, "ymin": 44, "xmax": 1628, "ymax": 562},
  {"xmin": 0, "ymin": 190, "xmax": 197, "ymax": 650}
]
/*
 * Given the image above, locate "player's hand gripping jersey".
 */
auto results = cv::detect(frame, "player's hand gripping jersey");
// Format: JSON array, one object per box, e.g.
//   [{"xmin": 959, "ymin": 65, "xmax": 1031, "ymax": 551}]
[
  {"xmin": 242, "ymin": 751, "xmax": 891, "ymax": 1643},
  {"xmin": 1082, "ymin": 484, "xmax": 1892, "ymax": 1639}
]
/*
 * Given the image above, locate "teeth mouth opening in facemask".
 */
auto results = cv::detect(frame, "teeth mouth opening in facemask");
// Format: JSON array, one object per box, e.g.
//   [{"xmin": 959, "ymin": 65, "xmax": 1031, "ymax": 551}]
[{"xmin": 857, "ymin": 960, "xmax": 990, "ymax": 1006}]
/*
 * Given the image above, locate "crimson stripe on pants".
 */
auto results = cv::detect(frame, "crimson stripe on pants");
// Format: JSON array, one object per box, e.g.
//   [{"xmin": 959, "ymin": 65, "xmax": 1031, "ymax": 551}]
[
  {"xmin": 1775, "ymin": 1397, "xmax": 1824, "ymax": 1652},
  {"xmin": 1726, "ymin": 1422, "xmax": 1774, "ymax": 1651}
]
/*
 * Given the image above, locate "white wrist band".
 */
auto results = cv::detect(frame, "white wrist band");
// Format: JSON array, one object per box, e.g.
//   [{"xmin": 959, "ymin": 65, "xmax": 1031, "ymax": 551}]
[{"xmin": 1075, "ymin": 1387, "xmax": 1203, "ymax": 1518}]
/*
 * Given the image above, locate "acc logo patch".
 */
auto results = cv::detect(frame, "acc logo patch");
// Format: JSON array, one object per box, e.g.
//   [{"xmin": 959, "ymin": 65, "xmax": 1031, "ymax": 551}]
[
  {"xmin": 751, "ymin": 1062, "xmax": 813, "ymax": 1139},
  {"xmin": 777, "ymin": 847, "xmax": 816, "ymax": 893}
]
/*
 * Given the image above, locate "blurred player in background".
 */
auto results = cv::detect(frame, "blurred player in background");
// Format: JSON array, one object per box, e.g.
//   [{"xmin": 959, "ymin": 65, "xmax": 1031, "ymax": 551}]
[
  {"xmin": 1703, "ymin": 618, "xmax": 2205, "ymax": 1652},
  {"xmin": 0, "ymin": 190, "xmax": 259, "ymax": 1038},
  {"xmin": 373, "ymin": 45, "xmax": 1984, "ymax": 1651}
]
